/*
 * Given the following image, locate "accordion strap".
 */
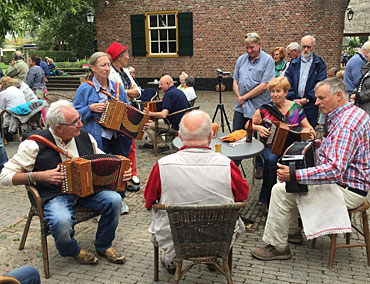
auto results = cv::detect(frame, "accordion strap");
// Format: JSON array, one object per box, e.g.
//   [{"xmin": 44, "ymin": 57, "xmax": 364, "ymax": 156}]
[
  {"xmin": 86, "ymin": 81, "xmax": 120, "ymax": 101},
  {"xmin": 27, "ymin": 134, "xmax": 73, "ymax": 159},
  {"xmin": 289, "ymin": 162, "xmax": 297, "ymax": 183}
]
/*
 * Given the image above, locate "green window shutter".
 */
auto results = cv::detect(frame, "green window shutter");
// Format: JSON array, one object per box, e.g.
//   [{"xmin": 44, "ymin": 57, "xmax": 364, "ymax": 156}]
[
  {"xmin": 178, "ymin": 12, "xmax": 193, "ymax": 56},
  {"xmin": 130, "ymin": 14, "xmax": 146, "ymax": 56}
]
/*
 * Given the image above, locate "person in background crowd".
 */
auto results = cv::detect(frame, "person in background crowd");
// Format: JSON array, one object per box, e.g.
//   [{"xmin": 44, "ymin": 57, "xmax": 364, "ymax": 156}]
[
  {"xmin": 342, "ymin": 49, "xmax": 348, "ymax": 67},
  {"xmin": 177, "ymin": 71, "xmax": 188, "ymax": 91},
  {"xmin": 284, "ymin": 35, "xmax": 327, "ymax": 127},
  {"xmin": 272, "ymin": 47, "xmax": 289, "ymax": 77},
  {"xmin": 6, "ymin": 51, "xmax": 29, "ymax": 83},
  {"xmin": 285, "ymin": 42, "xmax": 301, "ymax": 61},
  {"xmin": 0, "ymin": 131, "xmax": 8, "ymax": 172},
  {"xmin": 327, "ymin": 67, "xmax": 338, "ymax": 78},
  {"xmin": 40, "ymin": 58, "xmax": 50, "ymax": 78},
  {"xmin": 26, "ymin": 55, "xmax": 46, "ymax": 98},
  {"xmin": 232, "ymin": 32, "xmax": 275, "ymax": 180},
  {"xmin": 127, "ymin": 66, "xmax": 157, "ymax": 102},
  {"xmin": 0, "ymin": 66, "xmax": 4, "ymax": 79},
  {"xmin": 46, "ymin": 58, "xmax": 57, "ymax": 76},
  {"xmin": 344, "ymin": 41, "xmax": 370, "ymax": 95},
  {"xmin": 182, "ymin": 75, "xmax": 197, "ymax": 102}
]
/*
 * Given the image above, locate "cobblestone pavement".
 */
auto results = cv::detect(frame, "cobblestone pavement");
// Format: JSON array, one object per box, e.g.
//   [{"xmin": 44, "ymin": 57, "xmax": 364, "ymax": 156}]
[{"xmin": 1, "ymin": 90, "xmax": 370, "ymax": 283}]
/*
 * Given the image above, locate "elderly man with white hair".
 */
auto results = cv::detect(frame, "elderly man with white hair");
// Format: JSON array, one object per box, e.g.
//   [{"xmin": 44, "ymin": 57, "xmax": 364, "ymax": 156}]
[
  {"xmin": 285, "ymin": 42, "xmax": 301, "ymax": 60},
  {"xmin": 144, "ymin": 110, "xmax": 249, "ymax": 274},
  {"xmin": 0, "ymin": 100, "xmax": 131, "ymax": 265},
  {"xmin": 252, "ymin": 78, "xmax": 370, "ymax": 261}
]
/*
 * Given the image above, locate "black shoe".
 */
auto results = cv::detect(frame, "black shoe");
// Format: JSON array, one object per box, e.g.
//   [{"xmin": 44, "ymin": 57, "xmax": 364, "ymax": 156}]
[
  {"xmin": 157, "ymin": 145, "xmax": 170, "ymax": 154},
  {"xmin": 240, "ymin": 216, "xmax": 255, "ymax": 229},
  {"xmin": 139, "ymin": 143, "xmax": 153, "ymax": 150},
  {"xmin": 126, "ymin": 183, "xmax": 140, "ymax": 192}
]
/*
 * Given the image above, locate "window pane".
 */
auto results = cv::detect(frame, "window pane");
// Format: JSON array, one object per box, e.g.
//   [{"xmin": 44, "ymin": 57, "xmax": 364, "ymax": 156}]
[
  {"xmin": 169, "ymin": 42, "xmax": 176, "ymax": 53},
  {"xmin": 168, "ymin": 29, "xmax": 176, "ymax": 40},
  {"xmin": 149, "ymin": 15, "xmax": 157, "ymax": 27},
  {"xmin": 168, "ymin": 14, "xmax": 175, "ymax": 26},
  {"xmin": 159, "ymin": 15, "xmax": 167, "ymax": 27},
  {"xmin": 159, "ymin": 29, "xmax": 167, "ymax": 40},
  {"xmin": 160, "ymin": 42, "xmax": 167, "ymax": 53},
  {"xmin": 151, "ymin": 30, "xmax": 158, "ymax": 41},
  {"xmin": 151, "ymin": 42, "xmax": 159, "ymax": 53}
]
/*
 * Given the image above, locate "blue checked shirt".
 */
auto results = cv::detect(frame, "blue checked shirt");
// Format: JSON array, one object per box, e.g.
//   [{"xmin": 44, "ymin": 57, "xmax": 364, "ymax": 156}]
[{"xmin": 296, "ymin": 102, "xmax": 370, "ymax": 193}]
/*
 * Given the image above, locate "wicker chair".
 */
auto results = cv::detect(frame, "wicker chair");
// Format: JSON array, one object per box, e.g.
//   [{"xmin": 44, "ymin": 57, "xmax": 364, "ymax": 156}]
[
  {"xmin": 152, "ymin": 202, "xmax": 247, "ymax": 283},
  {"xmin": 310, "ymin": 199, "xmax": 370, "ymax": 269},
  {"xmin": 44, "ymin": 92, "xmax": 73, "ymax": 105},
  {"xmin": 19, "ymin": 185, "xmax": 100, "ymax": 279},
  {"xmin": 153, "ymin": 105, "xmax": 200, "ymax": 155}
]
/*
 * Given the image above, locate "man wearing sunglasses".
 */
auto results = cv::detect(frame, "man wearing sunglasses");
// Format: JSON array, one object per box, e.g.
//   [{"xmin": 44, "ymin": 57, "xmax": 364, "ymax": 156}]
[{"xmin": 0, "ymin": 100, "xmax": 131, "ymax": 265}]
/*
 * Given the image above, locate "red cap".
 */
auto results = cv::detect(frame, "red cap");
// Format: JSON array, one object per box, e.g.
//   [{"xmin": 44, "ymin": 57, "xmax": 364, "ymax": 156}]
[{"xmin": 106, "ymin": 42, "xmax": 128, "ymax": 61}]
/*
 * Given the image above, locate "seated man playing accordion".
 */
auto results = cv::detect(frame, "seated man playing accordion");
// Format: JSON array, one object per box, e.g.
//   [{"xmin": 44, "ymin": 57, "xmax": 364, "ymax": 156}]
[{"xmin": 0, "ymin": 100, "xmax": 131, "ymax": 265}]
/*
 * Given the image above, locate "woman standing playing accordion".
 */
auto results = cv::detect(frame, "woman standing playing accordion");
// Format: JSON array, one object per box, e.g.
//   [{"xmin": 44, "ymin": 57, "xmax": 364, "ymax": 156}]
[
  {"xmin": 73, "ymin": 52, "xmax": 132, "ymax": 212},
  {"xmin": 249, "ymin": 77, "xmax": 315, "ymax": 213}
]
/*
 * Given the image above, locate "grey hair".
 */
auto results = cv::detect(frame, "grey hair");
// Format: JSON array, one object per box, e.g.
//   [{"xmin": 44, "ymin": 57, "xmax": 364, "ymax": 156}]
[
  {"xmin": 179, "ymin": 110, "xmax": 212, "ymax": 141},
  {"xmin": 46, "ymin": 100, "xmax": 74, "ymax": 129},
  {"xmin": 301, "ymin": 35, "xmax": 316, "ymax": 46},
  {"xmin": 179, "ymin": 71, "xmax": 188, "ymax": 78},
  {"xmin": 185, "ymin": 76, "xmax": 194, "ymax": 87},
  {"xmin": 362, "ymin": 41, "xmax": 370, "ymax": 52},
  {"xmin": 315, "ymin": 78, "xmax": 347, "ymax": 98},
  {"xmin": 12, "ymin": 78, "xmax": 22, "ymax": 88},
  {"xmin": 89, "ymin": 52, "xmax": 109, "ymax": 66},
  {"xmin": 286, "ymin": 42, "xmax": 301, "ymax": 52},
  {"xmin": 127, "ymin": 66, "xmax": 135, "ymax": 73}
]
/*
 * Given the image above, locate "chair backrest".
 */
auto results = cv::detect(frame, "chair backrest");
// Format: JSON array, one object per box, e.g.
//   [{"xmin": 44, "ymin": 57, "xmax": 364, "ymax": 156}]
[
  {"xmin": 153, "ymin": 202, "xmax": 246, "ymax": 260},
  {"xmin": 188, "ymin": 97, "xmax": 197, "ymax": 107}
]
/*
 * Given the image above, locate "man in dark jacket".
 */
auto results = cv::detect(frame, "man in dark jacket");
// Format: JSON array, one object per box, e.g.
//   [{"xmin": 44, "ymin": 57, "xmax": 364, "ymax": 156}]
[{"xmin": 285, "ymin": 35, "xmax": 327, "ymax": 127}]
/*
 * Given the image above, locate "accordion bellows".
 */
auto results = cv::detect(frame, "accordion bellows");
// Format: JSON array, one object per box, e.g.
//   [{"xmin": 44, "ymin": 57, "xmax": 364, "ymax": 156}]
[
  {"xmin": 60, "ymin": 154, "xmax": 131, "ymax": 197},
  {"xmin": 98, "ymin": 100, "xmax": 149, "ymax": 140}
]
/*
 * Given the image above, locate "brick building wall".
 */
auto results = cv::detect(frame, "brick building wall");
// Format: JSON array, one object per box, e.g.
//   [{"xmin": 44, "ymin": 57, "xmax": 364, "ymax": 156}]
[{"xmin": 94, "ymin": 0, "xmax": 349, "ymax": 89}]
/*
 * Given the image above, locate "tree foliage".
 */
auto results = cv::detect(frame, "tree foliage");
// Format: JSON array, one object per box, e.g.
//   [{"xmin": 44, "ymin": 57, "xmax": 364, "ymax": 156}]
[{"xmin": 0, "ymin": 0, "xmax": 79, "ymax": 38}]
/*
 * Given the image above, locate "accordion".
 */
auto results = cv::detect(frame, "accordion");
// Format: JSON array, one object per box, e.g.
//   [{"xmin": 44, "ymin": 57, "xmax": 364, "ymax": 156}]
[
  {"xmin": 98, "ymin": 100, "xmax": 149, "ymax": 140},
  {"xmin": 280, "ymin": 141, "xmax": 315, "ymax": 193},
  {"xmin": 266, "ymin": 121, "xmax": 310, "ymax": 156},
  {"xmin": 145, "ymin": 100, "xmax": 163, "ymax": 112},
  {"xmin": 59, "ymin": 154, "xmax": 131, "ymax": 197}
]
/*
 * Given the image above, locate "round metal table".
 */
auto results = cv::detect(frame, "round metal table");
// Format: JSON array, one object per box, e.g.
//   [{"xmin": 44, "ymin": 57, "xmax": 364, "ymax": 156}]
[{"xmin": 172, "ymin": 132, "xmax": 265, "ymax": 161}]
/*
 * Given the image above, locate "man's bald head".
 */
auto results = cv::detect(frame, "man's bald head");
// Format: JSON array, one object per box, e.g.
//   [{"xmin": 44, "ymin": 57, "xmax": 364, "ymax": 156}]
[
  {"xmin": 179, "ymin": 110, "xmax": 212, "ymax": 146},
  {"xmin": 159, "ymin": 75, "xmax": 174, "ymax": 92}
]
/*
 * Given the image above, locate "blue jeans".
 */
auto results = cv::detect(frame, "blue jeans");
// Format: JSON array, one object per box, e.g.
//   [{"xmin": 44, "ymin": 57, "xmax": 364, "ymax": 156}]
[
  {"xmin": 0, "ymin": 133, "xmax": 8, "ymax": 171},
  {"xmin": 5, "ymin": 266, "xmax": 41, "ymax": 284},
  {"xmin": 43, "ymin": 191, "xmax": 122, "ymax": 257},
  {"xmin": 259, "ymin": 146, "xmax": 279, "ymax": 205}
]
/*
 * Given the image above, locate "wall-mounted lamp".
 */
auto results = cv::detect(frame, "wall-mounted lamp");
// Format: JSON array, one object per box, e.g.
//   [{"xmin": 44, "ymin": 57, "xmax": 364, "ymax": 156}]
[{"xmin": 347, "ymin": 8, "xmax": 354, "ymax": 21}]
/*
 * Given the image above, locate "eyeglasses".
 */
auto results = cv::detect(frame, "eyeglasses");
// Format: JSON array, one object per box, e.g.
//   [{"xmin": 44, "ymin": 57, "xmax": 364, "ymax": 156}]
[
  {"xmin": 302, "ymin": 45, "xmax": 313, "ymax": 50},
  {"xmin": 245, "ymin": 34, "xmax": 260, "ymax": 40},
  {"xmin": 95, "ymin": 63, "xmax": 111, "ymax": 68},
  {"xmin": 59, "ymin": 115, "xmax": 82, "ymax": 127}
]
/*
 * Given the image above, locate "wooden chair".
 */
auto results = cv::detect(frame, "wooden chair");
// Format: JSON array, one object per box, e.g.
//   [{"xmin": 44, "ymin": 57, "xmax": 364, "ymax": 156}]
[
  {"xmin": 310, "ymin": 199, "xmax": 370, "ymax": 269},
  {"xmin": 153, "ymin": 105, "xmax": 200, "ymax": 155},
  {"xmin": 19, "ymin": 185, "xmax": 100, "ymax": 278},
  {"xmin": 152, "ymin": 202, "xmax": 247, "ymax": 283},
  {"xmin": 0, "ymin": 276, "xmax": 21, "ymax": 284}
]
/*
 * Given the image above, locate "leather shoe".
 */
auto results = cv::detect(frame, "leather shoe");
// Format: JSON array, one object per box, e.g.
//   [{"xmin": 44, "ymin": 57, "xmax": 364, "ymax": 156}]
[
  {"xmin": 75, "ymin": 248, "xmax": 99, "ymax": 265},
  {"xmin": 139, "ymin": 143, "xmax": 153, "ymax": 150},
  {"xmin": 126, "ymin": 183, "xmax": 140, "ymax": 192},
  {"xmin": 251, "ymin": 245, "xmax": 291, "ymax": 261},
  {"xmin": 288, "ymin": 229, "xmax": 304, "ymax": 244},
  {"xmin": 97, "ymin": 247, "xmax": 126, "ymax": 264},
  {"xmin": 157, "ymin": 145, "xmax": 170, "ymax": 154}
]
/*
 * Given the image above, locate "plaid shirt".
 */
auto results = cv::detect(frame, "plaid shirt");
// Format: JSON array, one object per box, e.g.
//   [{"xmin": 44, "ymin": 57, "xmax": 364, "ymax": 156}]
[{"xmin": 297, "ymin": 102, "xmax": 370, "ymax": 193}]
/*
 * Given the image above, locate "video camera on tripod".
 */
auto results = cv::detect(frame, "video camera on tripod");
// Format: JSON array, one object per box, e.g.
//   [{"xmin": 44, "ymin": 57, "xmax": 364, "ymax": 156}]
[{"xmin": 216, "ymin": 69, "xmax": 230, "ymax": 77}]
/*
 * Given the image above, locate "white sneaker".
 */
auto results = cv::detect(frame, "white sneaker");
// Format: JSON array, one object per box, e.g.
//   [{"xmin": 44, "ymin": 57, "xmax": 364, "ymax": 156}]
[
  {"xmin": 120, "ymin": 200, "xmax": 129, "ymax": 215},
  {"xmin": 160, "ymin": 254, "xmax": 176, "ymax": 274}
]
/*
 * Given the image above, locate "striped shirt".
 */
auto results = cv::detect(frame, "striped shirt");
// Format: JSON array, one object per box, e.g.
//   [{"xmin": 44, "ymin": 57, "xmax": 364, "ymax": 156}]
[{"xmin": 297, "ymin": 102, "xmax": 370, "ymax": 193}]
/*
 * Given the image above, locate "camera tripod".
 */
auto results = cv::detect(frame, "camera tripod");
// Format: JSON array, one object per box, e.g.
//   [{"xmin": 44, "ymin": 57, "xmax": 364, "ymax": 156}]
[{"xmin": 212, "ymin": 75, "xmax": 231, "ymax": 132}]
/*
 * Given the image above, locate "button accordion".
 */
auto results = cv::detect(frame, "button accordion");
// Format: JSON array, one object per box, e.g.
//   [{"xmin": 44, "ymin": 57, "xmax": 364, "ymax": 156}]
[
  {"xmin": 59, "ymin": 154, "xmax": 130, "ymax": 197},
  {"xmin": 266, "ymin": 121, "xmax": 310, "ymax": 156},
  {"xmin": 280, "ymin": 141, "xmax": 315, "ymax": 193},
  {"xmin": 98, "ymin": 100, "xmax": 149, "ymax": 140}
]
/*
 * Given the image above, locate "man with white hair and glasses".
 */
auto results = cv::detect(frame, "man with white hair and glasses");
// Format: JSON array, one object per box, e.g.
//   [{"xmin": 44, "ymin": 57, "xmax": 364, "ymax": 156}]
[{"xmin": 0, "ymin": 100, "xmax": 131, "ymax": 265}]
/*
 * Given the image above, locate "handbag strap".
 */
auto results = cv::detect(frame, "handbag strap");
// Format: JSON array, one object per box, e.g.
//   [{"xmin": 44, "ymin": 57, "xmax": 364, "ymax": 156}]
[
  {"xmin": 27, "ymin": 134, "xmax": 73, "ymax": 159},
  {"xmin": 85, "ymin": 80, "xmax": 120, "ymax": 101}
]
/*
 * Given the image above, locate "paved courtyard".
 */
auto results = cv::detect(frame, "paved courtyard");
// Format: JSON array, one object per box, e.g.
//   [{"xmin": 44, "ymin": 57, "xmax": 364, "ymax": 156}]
[{"xmin": 1, "ymin": 90, "xmax": 370, "ymax": 283}]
